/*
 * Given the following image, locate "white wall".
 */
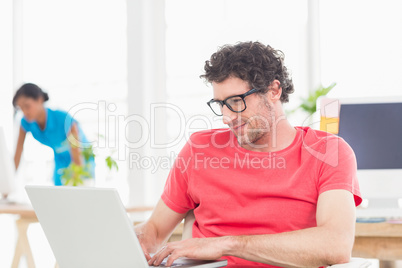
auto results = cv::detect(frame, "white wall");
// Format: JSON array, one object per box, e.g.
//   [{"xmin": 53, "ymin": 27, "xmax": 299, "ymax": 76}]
[
  {"xmin": 0, "ymin": 0, "xmax": 13, "ymax": 146},
  {"xmin": 126, "ymin": 0, "xmax": 168, "ymax": 206},
  {"xmin": 320, "ymin": 0, "xmax": 402, "ymax": 98},
  {"xmin": 6, "ymin": 0, "xmax": 130, "ymax": 201},
  {"xmin": 163, "ymin": 0, "xmax": 312, "ymax": 167}
]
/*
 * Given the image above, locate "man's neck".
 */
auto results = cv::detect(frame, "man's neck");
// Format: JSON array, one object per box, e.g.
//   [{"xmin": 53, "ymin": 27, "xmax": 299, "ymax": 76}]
[{"xmin": 240, "ymin": 118, "xmax": 297, "ymax": 153}]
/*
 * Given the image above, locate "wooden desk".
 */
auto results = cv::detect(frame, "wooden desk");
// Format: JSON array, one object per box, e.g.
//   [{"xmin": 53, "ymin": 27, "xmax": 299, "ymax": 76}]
[
  {"xmin": 0, "ymin": 203, "xmax": 153, "ymax": 268},
  {"xmin": 0, "ymin": 203, "xmax": 37, "ymax": 218},
  {"xmin": 0, "ymin": 203, "xmax": 38, "ymax": 268},
  {"xmin": 353, "ymin": 222, "xmax": 402, "ymax": 262}
]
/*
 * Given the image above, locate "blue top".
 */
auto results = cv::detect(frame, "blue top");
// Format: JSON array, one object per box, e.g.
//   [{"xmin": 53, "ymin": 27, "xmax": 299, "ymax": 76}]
[{"xmin": 21, "ymin": 108, "xmax": 94, "ymax": 185}]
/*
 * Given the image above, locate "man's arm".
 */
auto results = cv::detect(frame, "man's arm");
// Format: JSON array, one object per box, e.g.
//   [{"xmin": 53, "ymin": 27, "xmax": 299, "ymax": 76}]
[
  {"xmin": 149, "ymin": 189, "xmax": 356, "ymax": 267},
  {"xmin": 228, "ymin": 189, "xmax": 355, "ymax": 267},
  {"xmin": 135, "ymin": 199, "xmax": 187, "ymax": 260}
]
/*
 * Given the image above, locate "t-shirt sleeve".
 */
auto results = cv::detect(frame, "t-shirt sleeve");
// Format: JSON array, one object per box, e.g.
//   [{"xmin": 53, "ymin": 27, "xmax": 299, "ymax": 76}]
[
  {"xmin": 317, "ymin": 137, "xmax": 362, "ymax": 206},
  {"xmin": 161, "ymin": 141, "xmax": 196, "ymax": 214},
  {"xmin": 20, "ymin": 117, "xmax": 30, "ymax": 132}
]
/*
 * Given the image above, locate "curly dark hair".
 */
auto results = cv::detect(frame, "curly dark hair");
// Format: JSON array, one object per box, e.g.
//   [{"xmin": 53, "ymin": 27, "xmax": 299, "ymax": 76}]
[{"xmin": 200, "ymin": 41, "xmax": 294, "ymax": 103}]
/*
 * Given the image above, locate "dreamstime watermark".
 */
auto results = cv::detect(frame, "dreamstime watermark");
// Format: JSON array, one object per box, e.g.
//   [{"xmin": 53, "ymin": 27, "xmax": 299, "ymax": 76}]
[
  {"xmin": 65, "ymin": 101, "xmax": 217, "ymax": 160},
  {"xmin": 129, "ymin": 151, "xmax": 180, "ymax": 174},
  {"xmin": 128, "ymin": 151, "xmax": 286, "ymax": 174},
  {"xmin": 64, "ymin": 101, "xmax": 287, "ymax": 157},
  {"xmin": 64, "ymin": 99, "xmax": 343, "ymax": 168}
]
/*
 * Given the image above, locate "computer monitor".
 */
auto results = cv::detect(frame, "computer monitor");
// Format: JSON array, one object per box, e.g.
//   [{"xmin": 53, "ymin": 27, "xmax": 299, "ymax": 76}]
[
  {"xmin": 319, "ymin": 97, "xmax": 402, "ymax": 212},
  {"xmin": 0, "ymin": 126, "xmax": 15, "ymax": 200}
]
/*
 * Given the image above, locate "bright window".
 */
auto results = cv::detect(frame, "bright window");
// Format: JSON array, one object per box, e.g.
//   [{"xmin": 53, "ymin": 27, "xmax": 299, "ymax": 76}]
[
  {"xmin": 165, "ymin": 0, "xmax": 309, "ymax": 152},
  {"xmin": 18, "ymin": 0, "xmax": 128, "ymax": 201},
  {"xmin": 320, "ymin": 0, "xmax": 402, "ymax": 98}
]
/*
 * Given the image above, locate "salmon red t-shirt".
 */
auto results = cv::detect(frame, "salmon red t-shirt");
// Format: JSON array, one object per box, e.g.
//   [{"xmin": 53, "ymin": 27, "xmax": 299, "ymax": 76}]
[{"xmin": 161, "ymin": 126, "xmax": 362, "ymax": 267}]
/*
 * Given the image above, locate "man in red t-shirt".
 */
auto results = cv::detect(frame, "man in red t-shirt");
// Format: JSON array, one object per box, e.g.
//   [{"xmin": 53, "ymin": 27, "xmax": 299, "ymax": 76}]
[{"xmin": 136, "ymin": 41, "xmax": 361, "ymax": 268}]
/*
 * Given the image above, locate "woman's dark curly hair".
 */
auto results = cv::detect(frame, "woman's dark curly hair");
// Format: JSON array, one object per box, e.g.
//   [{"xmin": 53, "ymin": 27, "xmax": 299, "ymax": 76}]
[{"xmin": 200, "ymin": 41, "xmax": 294, "ymax": 103}]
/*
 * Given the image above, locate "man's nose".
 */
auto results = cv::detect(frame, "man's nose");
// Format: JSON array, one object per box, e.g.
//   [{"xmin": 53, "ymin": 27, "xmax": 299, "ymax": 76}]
[{"xmin": 222, "ymin": 105, "xmax": 237, "ymax": 125}]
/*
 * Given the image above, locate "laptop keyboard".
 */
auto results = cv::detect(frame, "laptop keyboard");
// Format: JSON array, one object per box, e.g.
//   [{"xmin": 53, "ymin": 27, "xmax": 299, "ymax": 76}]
[
  {"xmin": 150, "ymin": 263, "xmax": 182, "ymax": 267},
  {"xmin": 149, "ymin": 258, "xmax": 183, "ymax": 267}
]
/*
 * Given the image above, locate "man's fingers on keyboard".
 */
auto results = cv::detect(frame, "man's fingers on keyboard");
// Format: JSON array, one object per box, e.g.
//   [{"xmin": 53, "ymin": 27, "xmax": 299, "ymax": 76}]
[
  {"xmin": 150, "ymin": 245, "xmax": 173, "ymax": 266},
  {"xmin": 166, "ymin": 253, "xmax": 180, "ymax": 267}
]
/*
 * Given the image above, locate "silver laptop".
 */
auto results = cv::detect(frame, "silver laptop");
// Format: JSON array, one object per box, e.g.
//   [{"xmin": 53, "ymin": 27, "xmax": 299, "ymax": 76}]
[{"xmin": 25, "ymin": 186, "xmax": 227, "ymax": 268}]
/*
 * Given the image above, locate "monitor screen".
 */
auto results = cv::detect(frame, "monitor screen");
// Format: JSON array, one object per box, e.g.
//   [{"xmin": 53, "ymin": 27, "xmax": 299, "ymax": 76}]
[{"xmin": 338, "ymin": 102, "xmax": 402, "ymax": 170}]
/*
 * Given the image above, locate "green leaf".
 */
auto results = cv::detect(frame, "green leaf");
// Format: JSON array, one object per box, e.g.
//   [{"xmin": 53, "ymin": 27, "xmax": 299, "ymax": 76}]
[
  {"xmin": 105, "ymin": 156, "xmax": 119, "ymax": 171},
  {"xmin": 81, "ymin": 145, "xmax": 95, "ymax": 162},
  {"xmin": 294, "ymin": 82, "xmax": 337, "ymax": 116},
  {"xmin": 61, "ymin": 162, "xmax": 91, "ymax": 186}
]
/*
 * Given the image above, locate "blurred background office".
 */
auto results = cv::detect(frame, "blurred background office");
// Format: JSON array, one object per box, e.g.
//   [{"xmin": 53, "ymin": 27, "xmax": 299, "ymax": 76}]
[{"xmin": 0, "ymin": 0, "xmax": 401, "ymax": 267}]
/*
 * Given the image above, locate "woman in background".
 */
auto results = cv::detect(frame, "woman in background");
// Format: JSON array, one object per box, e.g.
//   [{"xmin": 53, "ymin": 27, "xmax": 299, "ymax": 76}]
[{"xmin": 13, "ymin": 83, "xmax": 94, "ymax": 186}]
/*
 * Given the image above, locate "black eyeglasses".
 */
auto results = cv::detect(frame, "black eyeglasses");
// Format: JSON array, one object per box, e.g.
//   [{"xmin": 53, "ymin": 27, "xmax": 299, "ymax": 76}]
[{"xmin": 207, "ymin": 88, "xmax": 259, "ymax": 116}]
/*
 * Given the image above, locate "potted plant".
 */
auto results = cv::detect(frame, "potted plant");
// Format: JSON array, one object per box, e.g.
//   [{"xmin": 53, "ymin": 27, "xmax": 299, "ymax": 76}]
[
  {"xmin": 60, "ymin": 138, "xmax": 118, "ymax": 186},
  {"xmin": 293, "ymin": 82, "xmax": 336, "ymax": 115},
  {"xmin": 288, "ymin": 82, "xmax": 336, "ymax": 126}
]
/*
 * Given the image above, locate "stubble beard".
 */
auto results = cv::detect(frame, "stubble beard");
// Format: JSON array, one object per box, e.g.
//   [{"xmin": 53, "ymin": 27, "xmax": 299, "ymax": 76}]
[
  {"xmin": 236, "ymin": 100, "xmax": 274, "ymax": 149},
  {"xmin": 236, "ymin": 118, "xmax": 270, "ymax": 149}
]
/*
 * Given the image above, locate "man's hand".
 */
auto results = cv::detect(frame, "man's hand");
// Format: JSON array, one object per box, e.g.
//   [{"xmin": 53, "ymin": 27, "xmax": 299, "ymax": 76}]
[
  {"xmin": 135, "ymin": 226, "xmax": 153, "ymax": 261},
  {"xmin": 134, "ymin": 199, "xmax": 188, "ymax": 262},
  {"xmin": 148, "ymin": 237, "xmax": 232, "ymax": 267}
]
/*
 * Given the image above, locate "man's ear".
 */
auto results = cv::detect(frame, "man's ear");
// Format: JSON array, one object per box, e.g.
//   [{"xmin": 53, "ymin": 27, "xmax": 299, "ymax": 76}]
[{"xmin": 268, "ymin": 80, "xmax": 282, "ymax": 102}]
